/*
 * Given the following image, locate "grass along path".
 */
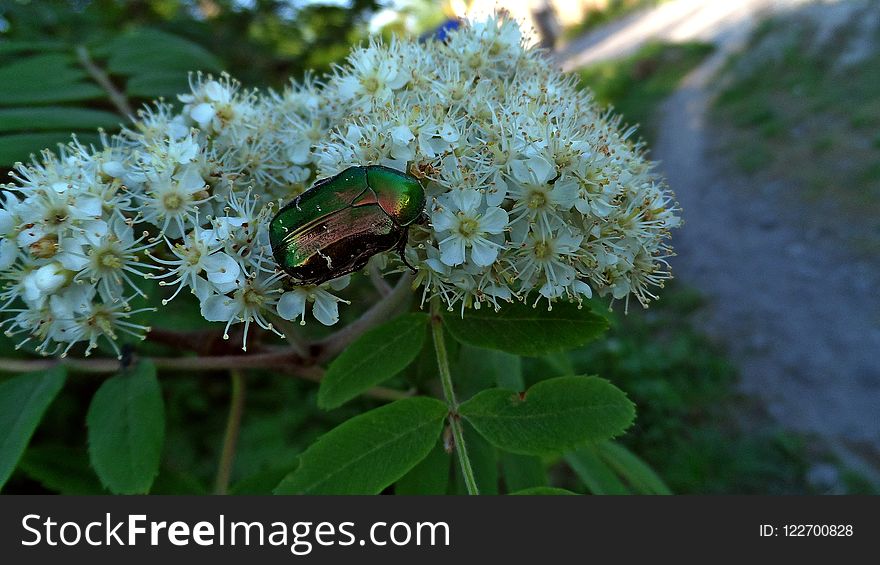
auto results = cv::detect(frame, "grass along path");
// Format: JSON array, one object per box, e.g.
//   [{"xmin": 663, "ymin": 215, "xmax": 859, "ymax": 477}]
[{"xmin": 652, "ymin": 0, "xmax": 880, "ymax": 483}]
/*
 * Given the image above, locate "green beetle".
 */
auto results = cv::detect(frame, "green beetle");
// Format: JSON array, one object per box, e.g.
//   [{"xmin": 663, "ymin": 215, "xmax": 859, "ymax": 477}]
[{"xmin": 269, "ymin": 165, "xmax": 426, "ymax": 285}]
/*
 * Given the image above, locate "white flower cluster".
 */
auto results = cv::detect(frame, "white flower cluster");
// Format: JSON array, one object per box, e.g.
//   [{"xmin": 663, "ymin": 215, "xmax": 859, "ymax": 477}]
[{"xmin": 0, "ymin": 16, "xmax": 678, "ymax": 357}]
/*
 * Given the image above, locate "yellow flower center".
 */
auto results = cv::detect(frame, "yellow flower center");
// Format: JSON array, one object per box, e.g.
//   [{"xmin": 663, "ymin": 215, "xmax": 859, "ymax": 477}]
[
  {"xmin": 527, "ymin": 190, "xmax": 547, "ymax": 209},
  {"xmin": 96, "ymin": 249, "xmax": 123, "ymax": 269},
  {"xmin": 163, "ymin": 192, "xmax": 184, "ymax": 211},
  {"xmin": 533, "ymin": 241, "xmax": 550, "ymax": 259},
  {"xmin": 457, "ymin": 217, "xmax": 479, "ymax": 238},
  {"xmin": 362, "ymin": 76, "xmax": 380, "ymax": 94}
]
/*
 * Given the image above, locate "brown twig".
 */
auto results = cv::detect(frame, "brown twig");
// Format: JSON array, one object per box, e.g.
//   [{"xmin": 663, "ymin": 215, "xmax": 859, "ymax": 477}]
[
  {"xmin": 214, "ymin": 369, "xmax": 246, "ymax": 495},
  {"xmin": 313, "ymin": 272, "xmax": 414, "ymax": 363},
  {"xmin": 0, "ymin": 350, "xmax": 298, "ymax": 374},
  {"xmin": 0, "ymin": 351, "xmax": 412, "ymax": 401},
  {"xmin": 369, "ymin": 262, "xmax": 392, "ymax": 297},
  {"xmin": 75, "ymin": 45, "xmax": 134, "ymax": 117}
]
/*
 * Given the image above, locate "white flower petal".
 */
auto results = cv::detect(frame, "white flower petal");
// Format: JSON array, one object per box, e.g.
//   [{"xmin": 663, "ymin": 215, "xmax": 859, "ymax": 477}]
[
  {"xmin": 439, "ymin": 237, "xmax": 466, "ymax": 266},
  {"xmin": 439, "ymin": 122, "xmax": 459, "ymax": 142},
  {"xmin": 75, "ymin": 195, "xmax": 103, "ymax": 218},
  {"xmin": 33, "ymin": 263, "xmax": 67, "ymax": 294},
  {"xmin": 0, "ymin": 209, "xmax": 13, "ymax": 234},
  {"xmin": 0, "ymin": 239, "xmax": 17, "ymax": 270},
  {"xmin": 337, "ymin": 76, "xmax": 361, "ymax": 100},
  {"xmin": 204, "ymin": 80, "xmax": 224, "ymax": 101},
  {"xmin": 174, "ymin": 165, "xmax": 206, "ymax": 192},
  {"xmin": 431, "ymin": 209, "xmax": 456, "ymax": 233},
  {"xmin": 277, "ymin": 291, "xmax": 307, "ymax": 321},
  {"xmin": 470, "ymin": 238, "xmax": 498, "ymax": 266},
  {"xmin": 328, "ymin": 275, "xmax": 351, "ymax": 292},
  {"xmin": 204, "ymin": 253, "xmax": 241, "ymax": 284},
  {"xmin": 479, "ymin": 207, "xmax": 508, "ymax": 234},
  {"xmin": 101, "ymin": 161, "xmax": 126, "ymax": 178},
  {"xmin": 390, "ymin": 125, "xmax": 414, "ymax": 145},
  {"xmin": 551, "ymin": 178, "xmax": 579, "ymax": 209},
  {"xmin": 509, "ymin": 160, "xmax": 531, "ymax": 183},
  {"xmin": 486, "ymin": 174, "xmax": 508, "ymax": 206},
  {"xmin": 456, "ymin": 189, "xmax": 482, "ymax": 212},
  {"xmin": 201, "ymin": 294, "xmax": 238, "ymax": 322},
  {"xmin": 190, "ymin": 103, "xmax": 216, "ymax": 127},
  {"xmin": 528, "ymin": 155, "xmax": 555, "ymax": 183},
  {"xmin": 192, "ymin": 276, "xmax": 214, "ymax": 302},
  {"xmin": 312, "ymin": 293, "xmax": 340, "ymax": 326}
]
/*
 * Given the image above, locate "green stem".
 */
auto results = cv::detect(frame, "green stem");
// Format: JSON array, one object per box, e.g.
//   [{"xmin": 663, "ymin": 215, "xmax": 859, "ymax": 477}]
[
  {"xmin": 430, "ymin": 298, "xmax": 479, "ymax": 495},
  {"xmin": 214, "ymin": 369, "xmax": 246, "ymax": 495}
]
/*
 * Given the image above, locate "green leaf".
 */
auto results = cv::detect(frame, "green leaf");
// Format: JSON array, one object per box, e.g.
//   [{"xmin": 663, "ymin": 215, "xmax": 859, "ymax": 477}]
[
  {"xmin": 274, "ymin": 397, "xmax": 447, "ymax": 494},
  {"xmin": 86, "ymin": 360, "xmax": 165, "ymax": 494},
  {"xmin": 0, "ymin": 132, "xmax": 101, "ymax": 166},
  {"xmin": 318, "ymin": 313, "xmax": 428, "ymax": 409},
  {"xmin": 443, "ymin": 301, "xmax": 608, "ymax": 356},
  {"xmin": 597, "ymin": 441, "xmax": 671, "ymax": 495},
  {"xmin": 0, "ymin": 54, "xmax": 104, "ymax": 105},
  {"xmin": 456, "ymin": 345, "xmax": 523, "ymax": 397},
  {"xmin": 106, "ymin": 28, "xmax": 223, "ymax": 76},
  {"xmin": 459, "ymin": 375, "xmax": 635, "ymax": 455},
  {"xmin": 0, "ymin": 366, "xmax": 67, "ymax": 489},
  {"xmin": 231, "ymin": 467, "xmax": 297, "ymax": 495},
  {"xmin": 18, "ymin": 446, "xmax": 104, "ymax": 494},
  {"xmin": 501, "ymin": 452, "xmax": 547, "ymax": 492},
  {"xmin": 0, "ymin": 107, "xmax": 120, "ymax": 132},
  {"xmin": 395, "ymin": 441, "xmax": 451, "ymax": 495},
  {"xmin": 565, "ymin": 446, "xmax": 630, "ymax": 495},
  {"xmin": 125, "ymin": 72, "xmax": 194, "ymax": 98},
  {"xmin": 542, "ymin": 351, "xmax": 576, "ymax": 376},
  {"xmin": 150, "ymin": 468, "xmax": 208, "ymax": 495},
  {"xmin": 493, "ymin": 351, "xmax": 524, "ymax": 390},
  {"xmin": 0, "ymin": 40, "xmax": 68, "ymax": 56},
  {"xmin": 510, "ymin": 487, "xmax": 578, "ymax": 495}
]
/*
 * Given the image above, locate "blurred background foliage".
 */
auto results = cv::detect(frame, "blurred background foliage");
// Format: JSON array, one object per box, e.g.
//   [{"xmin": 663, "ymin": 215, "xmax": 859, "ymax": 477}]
[
  {"xmin": 1, "ymin": 0, "xmax": 870, "ymax": 495},
  {"xmin": 0, "ymin": 0, "xmax": 378, "ymax": 164}
]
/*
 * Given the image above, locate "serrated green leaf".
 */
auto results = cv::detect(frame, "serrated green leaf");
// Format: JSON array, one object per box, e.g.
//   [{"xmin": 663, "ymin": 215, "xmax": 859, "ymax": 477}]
[
  {"xmin": 18, "ymin": 445, "xmax": 104, "ymax": 494},
  {"xmin": 86, "ymin": 360, "xmax": 165, "ymax": 494},
  {"xmin": 565, "ymin": 446, "xmax": 630, "ymax": 495},
  {"xmin": 0, "ymin": 107, "xmax": 120, "ymax": 132},
  {"xmin": 459, "ymin": 375, "xmax": 635, "ymax": 455},
  {"xmin": 501, "ymin": 452, "xmax": 547, "ymax": 492},
  {"xmin": 0, "ymin": 54, "xmax": 104, "ymax": 106},
  {"xmin": 443, "ymin": 301, "xmax": 608, "ymax": 356},
  {"xmin": 318, "ymin": 313, "xmax": 428, "ymax": 409},
  {"xmin": 510, "ymin": 487, "xmax": 578, "ymax": 495},
  {"xmin": 597, "ymin": 441, "xmax": 671, "ymax": 495},
  {"xmin": 395, "ymin": 441, "xmax": 451, "ymax": 495},
  {"xmin": 274, "ymin": 397, "xmax": 447, "ymax": 494},
  {"xmin": 107, "ymin": 28, "xmax": 222, "ymax": 76},
  {"xmin": 0, "ymin": 366, "xmax": 67, "ymax": 489},
  {"xmin": 0, "ymin": 132, "xmax": 101, "ymax": 166}
]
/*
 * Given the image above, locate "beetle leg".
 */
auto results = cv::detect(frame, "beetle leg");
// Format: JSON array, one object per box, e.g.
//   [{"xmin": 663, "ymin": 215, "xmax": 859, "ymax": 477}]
[{"xmin": 396, "ymin": 230, "xmax": 418, "ymax": 274}]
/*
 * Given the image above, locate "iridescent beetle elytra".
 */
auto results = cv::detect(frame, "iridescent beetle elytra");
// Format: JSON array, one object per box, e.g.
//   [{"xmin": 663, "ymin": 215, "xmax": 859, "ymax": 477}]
[{"xmin": 269, "ymin": 166, "xmax": 426, "ymax": 286}]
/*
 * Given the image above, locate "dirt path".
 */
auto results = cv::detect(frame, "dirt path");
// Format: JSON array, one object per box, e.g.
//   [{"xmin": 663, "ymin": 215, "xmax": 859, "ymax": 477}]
[{"xmin": 562, "ymin": 0, "xmax": 880, "ymax": 481}]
